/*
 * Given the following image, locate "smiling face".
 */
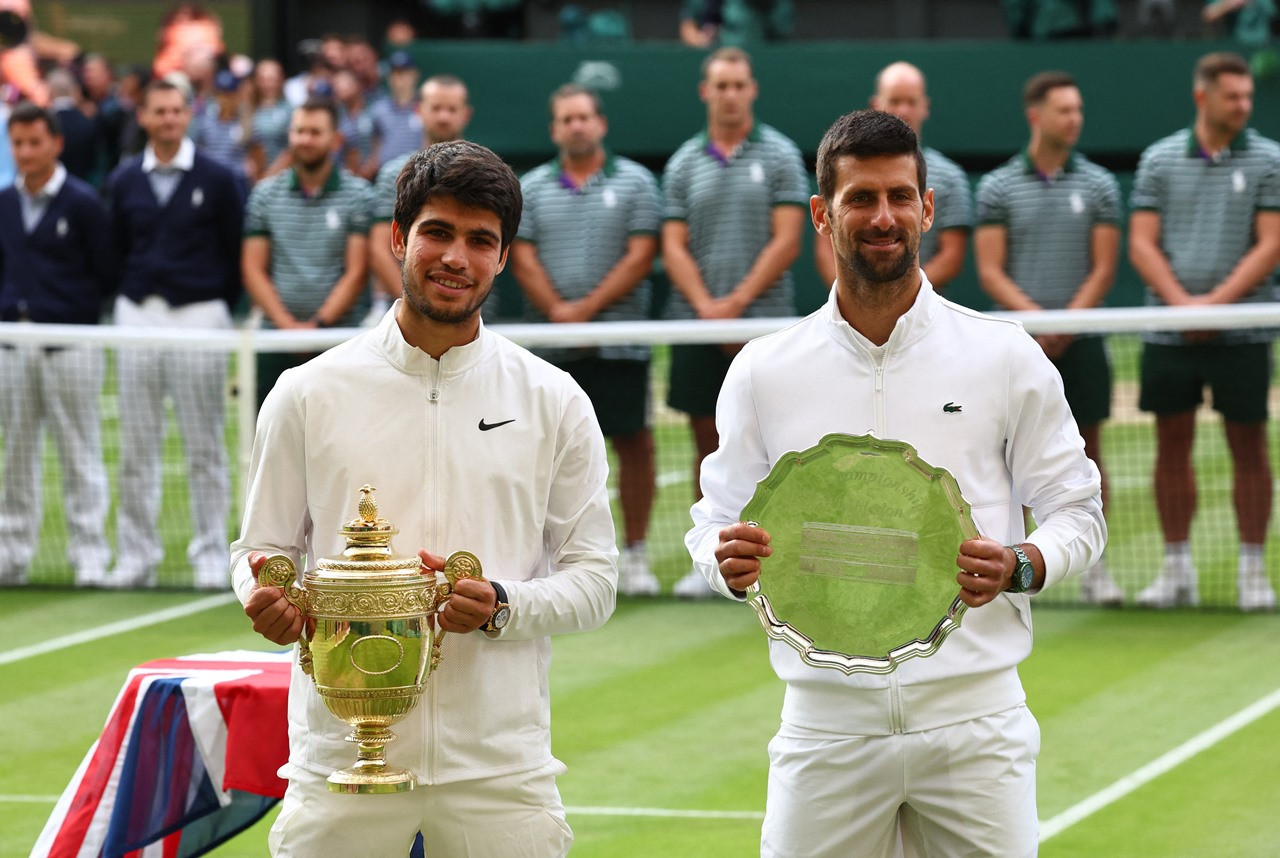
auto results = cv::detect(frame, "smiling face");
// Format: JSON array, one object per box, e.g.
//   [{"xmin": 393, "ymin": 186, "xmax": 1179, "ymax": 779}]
[
  {"xmin": 815, "ymin": 153, "xmax": 933, "ymax": 289},
  {"xmin": 392, "ymin": 194, "xmax": 507, "ymax": 332}
]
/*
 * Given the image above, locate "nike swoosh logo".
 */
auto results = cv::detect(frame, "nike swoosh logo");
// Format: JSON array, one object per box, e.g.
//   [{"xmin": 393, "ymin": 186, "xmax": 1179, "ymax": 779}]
[{"xmin": 478, "ymin": 418, "xmax": 516, "ymax": 431}]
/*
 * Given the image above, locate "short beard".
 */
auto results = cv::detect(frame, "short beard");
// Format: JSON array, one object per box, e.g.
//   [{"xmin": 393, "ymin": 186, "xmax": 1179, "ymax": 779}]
[
  {"xmin": 400, "ymin": 266, "xmax": 491, "ymax": 325},
  {"xmin": 845, "ymin": 230, "xmax": 919, "ymax": 284}
]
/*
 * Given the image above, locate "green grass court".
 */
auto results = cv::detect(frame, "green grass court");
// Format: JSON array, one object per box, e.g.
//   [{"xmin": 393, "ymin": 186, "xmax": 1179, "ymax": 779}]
[{"xmin": 2, "ymin": 592, "xmax": 1279, "ymax": 856}]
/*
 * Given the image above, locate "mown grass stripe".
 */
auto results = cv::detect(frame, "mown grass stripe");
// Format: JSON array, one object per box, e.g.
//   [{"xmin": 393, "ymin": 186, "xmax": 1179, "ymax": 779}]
[
  {"xmin": 0, "ymin": 593, "xmax": 238, "ymax": 666},
  {"xmin": 567, "ymin": 806, "xmax": 763, "ymax": 820},
  {"xmin": 1039, "ymin": 685, "xmax": 1280, "ymax": 842}
]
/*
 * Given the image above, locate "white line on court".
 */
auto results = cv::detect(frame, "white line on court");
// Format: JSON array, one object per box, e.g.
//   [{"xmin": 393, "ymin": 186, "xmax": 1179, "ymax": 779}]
[
  {"xmin": 1039, "ymin": 685, "xmax": 1280, "ymax": 842},
  {"xmin": 0, "ymin": 795, "xmax": 59, "ymax": 803},
  {"xmin": 0, "ymin": 593, "xmax": 239, "ymax": 667},
  {"xmin": 566, "ymin": 806, "xmax": 764, "ymax": 820}
]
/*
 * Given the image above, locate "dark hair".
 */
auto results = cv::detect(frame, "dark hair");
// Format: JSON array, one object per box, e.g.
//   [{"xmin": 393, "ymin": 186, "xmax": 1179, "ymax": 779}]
[
  {"xmin": 394, "ymin": 141, "xmax": 522, "ymax": 252},
  {"xmin": 701, "ymin": 45, "xmax": 753, "ymax": 79},
  {"xmin": 549, "ymin": 83, "xmax": 604, "ymax": 119},
  {"xmin": 816, "ymin": 110, "xmax": 926, "ymax": 201},
  {"xmin": 1195, "ymin": 51, "xmax": 1250, "ymax": 88},
  {"xmin": 295, "ymin": 96, "xmax": 339, "ymax": 129},
  {"xmin": 7, "ymin": 101, "xmax": 61, "ymax": 136},
  {"xmin": 1022, "ymin": 71, "xmax": 1077, "ymax": 108}
]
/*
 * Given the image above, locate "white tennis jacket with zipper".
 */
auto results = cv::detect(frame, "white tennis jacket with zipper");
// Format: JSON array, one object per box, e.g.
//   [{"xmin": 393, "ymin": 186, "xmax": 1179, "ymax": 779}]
[
  {"xmin": 686, "ymin": 276, "xmax": 1106, "ymax": 735},
  {"xmin": 232, "ymin": 305, "xmax": 618, "ymax": 785}
]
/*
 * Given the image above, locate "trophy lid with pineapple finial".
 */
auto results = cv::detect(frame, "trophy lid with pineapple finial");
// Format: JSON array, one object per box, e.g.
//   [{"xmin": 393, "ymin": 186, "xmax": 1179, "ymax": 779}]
[{"xmin": 336, "ymin": 484, "xmax": 399, "ymax": 559}]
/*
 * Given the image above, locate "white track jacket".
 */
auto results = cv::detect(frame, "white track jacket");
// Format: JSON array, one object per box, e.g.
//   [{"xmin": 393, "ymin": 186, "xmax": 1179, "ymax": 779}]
[
  {"xmin": 232, "ymin": 304, "xmax": 618, "ymax": 784},
  {"xmin": 686, "ymin": 277, "xmax": 1106, "ymax": 736}
]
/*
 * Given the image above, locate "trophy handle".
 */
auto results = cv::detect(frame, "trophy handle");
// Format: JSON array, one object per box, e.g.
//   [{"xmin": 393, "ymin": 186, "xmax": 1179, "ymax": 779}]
[
  {"xmin": 257, "ymin": 554, "xmax": 314, "ymax": 676},
  {"xmin": 442, "ymin": 550, "xmax": 484, "ymax": 589}
]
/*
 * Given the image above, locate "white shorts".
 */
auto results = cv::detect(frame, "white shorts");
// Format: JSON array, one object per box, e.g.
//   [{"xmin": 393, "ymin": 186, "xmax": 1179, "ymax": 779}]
[
  {"xmin": 762, "ymin": 705, "xmax": 1041, "ymax": 858},
  {"xmin": 269, "ymin": 760, "xmax": 573, "ymax": 858}
]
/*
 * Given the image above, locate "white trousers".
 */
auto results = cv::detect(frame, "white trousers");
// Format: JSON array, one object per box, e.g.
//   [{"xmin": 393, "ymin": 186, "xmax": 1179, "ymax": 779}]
[
  {"xmin": 0, "ymin": 343, "xmax": 109, "ymax": 581},
  {"xmin": 113, "ymin": 295, "xmax": 231, "ymax": 582},
  {"xmin": 762, "ymin": 705, "xmax": 1041, "ymax": 858},
  {"xmin": 269, "ymin": 761, "xmax": 573, "ymax": 858}
]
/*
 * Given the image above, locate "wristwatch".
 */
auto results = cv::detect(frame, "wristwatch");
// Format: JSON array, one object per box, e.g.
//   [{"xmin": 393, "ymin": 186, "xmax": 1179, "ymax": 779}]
[
  {"xmin": 1006, "ymin": 545, "xmax": 1034, "ymax": 594},
  {"xmin": 483, "ymin": 581, "xmax": 510, "ymax": 633}
]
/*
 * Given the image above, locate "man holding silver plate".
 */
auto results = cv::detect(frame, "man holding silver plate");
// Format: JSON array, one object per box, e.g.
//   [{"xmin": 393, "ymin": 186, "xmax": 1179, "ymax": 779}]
[
  {"xmin": 685, "ymin": 110, "xmax": 1106, "ymax": 856},
  {"xmin": 231, "ymin": 141, "xmax": 618, "ymax": 857}
]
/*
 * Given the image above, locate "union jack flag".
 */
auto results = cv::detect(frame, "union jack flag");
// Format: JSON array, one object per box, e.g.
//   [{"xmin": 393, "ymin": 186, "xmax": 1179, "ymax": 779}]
[{"xmin": 31, "ymin": 651, "xmax": 292, "ymax": 858}]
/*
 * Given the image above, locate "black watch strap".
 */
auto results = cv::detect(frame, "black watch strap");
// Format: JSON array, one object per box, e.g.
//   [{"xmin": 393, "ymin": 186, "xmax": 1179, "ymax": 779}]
[{"xmin": 484, "ymin": 581, "xmax": 510, "ymax": 633}]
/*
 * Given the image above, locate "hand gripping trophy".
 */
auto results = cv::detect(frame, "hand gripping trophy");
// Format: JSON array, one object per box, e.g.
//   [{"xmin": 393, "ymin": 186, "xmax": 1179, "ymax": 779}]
[{"xmin": 256, "ymin": 484, "xmax": 483, "ymax": 794}]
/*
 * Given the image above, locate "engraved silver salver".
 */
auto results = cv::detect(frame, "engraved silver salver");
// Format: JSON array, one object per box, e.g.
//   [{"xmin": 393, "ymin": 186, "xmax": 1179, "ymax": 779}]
[{"xmin": 741, "ymin": 433, "xmax": 979, "ymax": 675}]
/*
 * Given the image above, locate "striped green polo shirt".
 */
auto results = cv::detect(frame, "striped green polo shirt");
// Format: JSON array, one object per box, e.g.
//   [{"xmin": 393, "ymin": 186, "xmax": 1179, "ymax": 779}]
[
  {"xmin": 1131, "ymin": 126, "xmax": 1280, "ymax": 343},
  {"xmin": 371, "ymin": 152, "xmax": 410, "ymax": 223},
  {"xmin": 245, "ymin": 166, "xmax": 374, "ymax": 326},
  {"xmin": 661, "ymin": 123, "xmax": 808, "ymax": 320},
  {"xmin": 516, "ymin": 154, "xmax": 661, "ymax": 362},
  {"xmin": 976, "ymin": 150, "xmax": 1120, "ymax": 310},
  {"xmin": 921, "ymin": 146, "xmax": 974, "ymax": 266}
]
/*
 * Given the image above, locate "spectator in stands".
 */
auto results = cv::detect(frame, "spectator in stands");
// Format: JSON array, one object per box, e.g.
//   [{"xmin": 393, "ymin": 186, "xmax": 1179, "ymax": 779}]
[
  {"xmin": 343, "ymin": 36, "xmax": 382, "ymax": 99},
  {"xmin": 334, "ymin": 68, "xmax": 377, "ymax": 180},
  {"xmin": 0, "ymin": 102, "xmax": 115, "ymax": 587},
  {"xmin": 816, "ymin": 61, "xmax": 971, "ymax": 291},
  {"xmin": 1203, "ymin": 0, "xmax": 1276, "ymax": 45},
  {"xmin": 1130, "ymin": 51, "xmax": 1280, "ymax": 611},
  {"xmin": 248, "ymin": 58, "xmax": 290, "ymax": 180},
  {"xmin": 688, "ymin": 107, "xmax": 1105, "ymax": 858},
  {"xmin": 974, "ymin": 71, "xmax": 1124, "ymax": 606},
  {"xmin": 79, "ymin": 54, "xmax": 128, "ymax": 179},
  {"xmin": 45, "ymin": 69, "xmax": 96, "ymax": 185},
  {"xmin": 242, "ymin": 97, "xmax": 372, "ymax": 407},
  {"xmin": 512, "ymin": 84, "xmax": 662, "ymax": 596},
  {"xmin": 679, "ymin": 0, "xmax": 793, "ymax": 47},
  {"xmin": 369, "ymin": 51, "xmax": 422, "ymax": 170},
  {"xmin": 0, "ymin": 0, "xmax": 81, "ymax": 106},
  {"xmin": 283, "ymin": 39, "xmax": 333, "ymax": 108},
  {"xmin": 152, "ymin": 2, "xmax": 223, "ymax": 79},
  {"xmin": 369, "ymin": 73, "xmax": 473, "ymax": 308},
  {"xmin": 1003, "ymin": 0, "xmax": 1117, "ymax": 39},
  {"xmin": 104, "ymin": 78, "xmax": 244, "ymax": 590},
  {"xmin": 385, "ymin": 17, "xmax": 416, "ymax": 49},
  {"xmin": 418, "ymin": 0, "xmax": 527, "ymax": 39},
  {"xmin": 114, "ymin": 64, "xmax": 149, "ymax": 160},
  {"xmin": 662, "ymin": 46, "xmax": 806, "ymax": 598},
  {"xmin": 193, "ymin": 68, "xmax": 250, "ymax": 187}
]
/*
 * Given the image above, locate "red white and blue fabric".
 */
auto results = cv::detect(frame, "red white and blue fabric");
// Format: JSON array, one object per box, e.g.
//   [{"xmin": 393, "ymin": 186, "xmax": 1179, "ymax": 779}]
[{"xmin": 32, "ymin": 651, "xmax": 292, "ymax": 858}]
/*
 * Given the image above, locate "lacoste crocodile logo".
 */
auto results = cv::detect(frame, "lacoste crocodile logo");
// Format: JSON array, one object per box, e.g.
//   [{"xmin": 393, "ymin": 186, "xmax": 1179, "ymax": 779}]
[
  {"xmin": 943, "ymin": 402, "xmax": 963, "ymax": 413},
  {"xmin": 478, "ymin": 418, "xmax": 516, "ymax": 431}
]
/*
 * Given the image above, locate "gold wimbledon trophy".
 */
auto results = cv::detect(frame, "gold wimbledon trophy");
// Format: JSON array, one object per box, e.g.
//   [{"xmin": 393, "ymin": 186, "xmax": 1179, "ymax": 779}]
[{"xmin": 256, "ymin": 485, "xmax": 484, "ymax": 794}]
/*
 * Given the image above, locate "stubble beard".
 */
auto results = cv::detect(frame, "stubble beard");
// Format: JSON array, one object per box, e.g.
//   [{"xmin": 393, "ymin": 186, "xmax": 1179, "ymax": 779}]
[
  {"xmin": 842, "ymin": 229, "xmax": 919, "ymax": 290},
  {"xmin": 401, "ymin": 266, "xmax": 490, "ymax": 325}
]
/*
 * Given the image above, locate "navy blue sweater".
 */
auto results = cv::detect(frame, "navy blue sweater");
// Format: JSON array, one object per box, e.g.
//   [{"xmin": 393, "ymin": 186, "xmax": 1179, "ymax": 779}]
[
  {"xmin": 0, "ymin": 172, "xmax": 117, "ymax": 324},
  {"xmin": 106, "ymin": 151, "xmax": 244, "ymax": 307}
]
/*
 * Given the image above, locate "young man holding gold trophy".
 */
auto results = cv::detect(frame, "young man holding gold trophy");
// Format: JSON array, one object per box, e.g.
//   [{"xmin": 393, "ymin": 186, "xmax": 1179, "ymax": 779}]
[{"xmin": 231, "ymin": 140, "xmax": 618, "ymax": 857}]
